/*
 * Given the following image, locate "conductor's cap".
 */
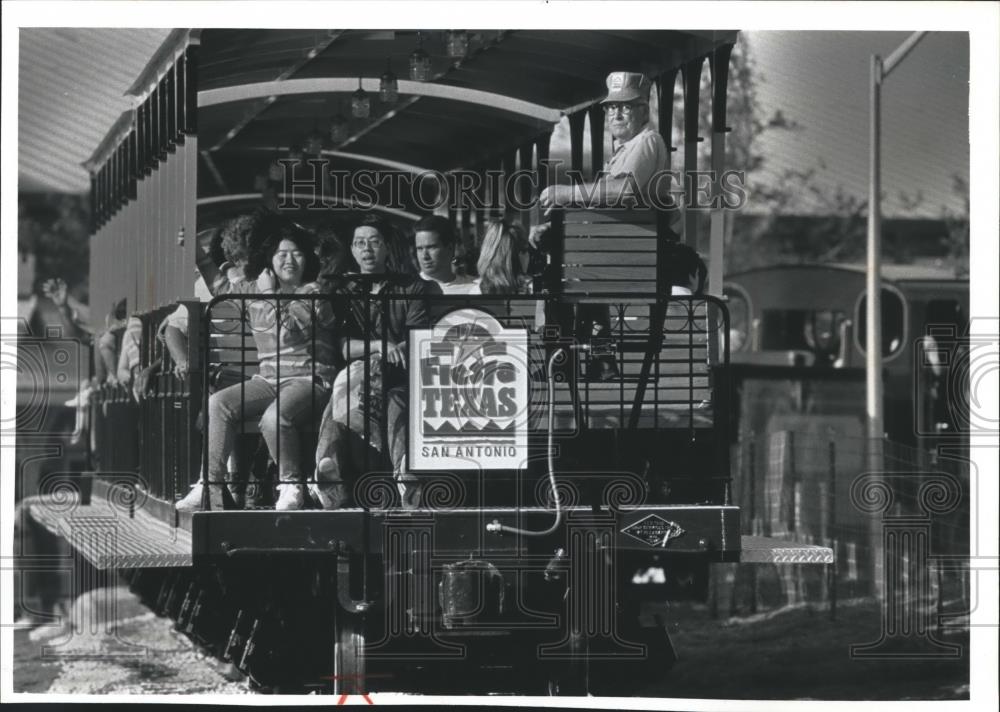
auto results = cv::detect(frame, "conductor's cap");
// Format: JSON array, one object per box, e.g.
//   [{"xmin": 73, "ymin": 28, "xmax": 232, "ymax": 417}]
[{"xmin": 601, "ymin": 71, "xmax": 652, "ymax": 104}]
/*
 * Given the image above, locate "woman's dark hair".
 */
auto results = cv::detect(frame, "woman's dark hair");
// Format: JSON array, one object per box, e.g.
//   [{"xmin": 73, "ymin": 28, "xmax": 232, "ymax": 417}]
[
  {"xmin": 661, "ymin": 242, "xmax": 707, "ymax": 295},
  {"xmin": 244, "ymin": 213, "xmax": 320, "ymax": 283},
  {"xmin": 112, "ymin": 298, "xmax": 128, "ymax": 321},
  {"xmin": 220, "ymin": 213, "xmax": 262, "ymax": 265},
  {"xmin": 208, "ymin": 227, "xmax": 227, "ymax": 267},
  {"xmin": 313, "ymin": 220, "xmax": 348, "ymax": 279}
]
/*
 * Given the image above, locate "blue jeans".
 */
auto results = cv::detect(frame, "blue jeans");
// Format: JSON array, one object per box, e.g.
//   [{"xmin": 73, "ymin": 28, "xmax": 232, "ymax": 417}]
[
  {"xmin": 206, "ymin": 375, "xmax": 330, "ymax": 483},
  {"xmin": 315, "ymin": 356, "xmax": 413, "ymax": 504}
]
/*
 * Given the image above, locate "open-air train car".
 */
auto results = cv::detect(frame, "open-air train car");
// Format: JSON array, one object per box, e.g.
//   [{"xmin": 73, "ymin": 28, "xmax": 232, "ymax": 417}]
[{"xmin": 24, "ymin": 29, "xmax": 836, "ymax": 694}]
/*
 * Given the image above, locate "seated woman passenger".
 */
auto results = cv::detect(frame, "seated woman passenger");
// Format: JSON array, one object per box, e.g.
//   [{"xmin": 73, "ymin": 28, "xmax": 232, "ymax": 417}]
[
  {"xmin": 312, "ymin": 214, "xmax": 439, "ymax": 510},
  {"xmin": 467, "ymin": 219, "xmax": 545, "ymax": 337},
  {"xmin": 469, "ymin": 220, "xmax": 533, "ymax": 295},
  {"xmin": 176, "ymin": 214, "xmax": 337, "ymax": 512}
]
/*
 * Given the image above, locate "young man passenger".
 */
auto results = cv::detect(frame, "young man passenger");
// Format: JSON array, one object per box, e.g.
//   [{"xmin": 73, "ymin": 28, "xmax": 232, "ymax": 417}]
[{"xmin": 413, "ymin": 215, "xmax": 476, "ymax": 294}]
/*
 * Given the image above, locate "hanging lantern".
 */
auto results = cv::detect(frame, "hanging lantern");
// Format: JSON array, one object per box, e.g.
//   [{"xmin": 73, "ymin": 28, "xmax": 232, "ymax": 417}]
[
  {"xmin": 351, "ymin": 78, "xmax": 371, "ymax": 119},
  {"xmin": 305, "ymin": 129, "xmax": 324, "ymax": 155},
  {"xmin": 329, "ymin": 114, "xmax": 349, "ymax": 143},
  {"xmin": 409, "ymin": 33, "xmax": 431, "ymax": 82},
  {"xmin": 445, "ymin": 30, "xmax": 468, "ymax": 59},
  {"xmin": 380, "ymin": 62, "xmax": 398, "ymax": 104}
]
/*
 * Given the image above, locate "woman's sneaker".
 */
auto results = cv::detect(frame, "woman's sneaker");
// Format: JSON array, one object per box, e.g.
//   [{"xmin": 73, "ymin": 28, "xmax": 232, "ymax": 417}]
[
  {"xmin": 310, "ymin": 457, "xmax": 349, "ymax": 509},
  {"xmin": 275, "ymin": 484, "xmax": 306, "ymax": 511},
  {"xmin": 227, "ymin": 478, "xmax": 247, "ymax": 510},
  {"xmin": 308, "ymin": 483, "xmax": 349, "ymax": 510},
  {"xmin": 175, "ymin": 483, "xmax": 233, "ymax": 512}
]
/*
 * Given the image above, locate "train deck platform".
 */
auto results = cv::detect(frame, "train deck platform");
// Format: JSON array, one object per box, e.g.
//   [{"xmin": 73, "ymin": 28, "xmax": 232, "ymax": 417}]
[
  {"xmin": 23, "ymin": 482, "xmax": 833, "ymax": 570},
  {"xmin": 739, "ymin": 535, "xmax": 835, "ymax": 564},
  {"xmin": 23, "ymin": 480, "xmax": 192, "ymax": 569}
]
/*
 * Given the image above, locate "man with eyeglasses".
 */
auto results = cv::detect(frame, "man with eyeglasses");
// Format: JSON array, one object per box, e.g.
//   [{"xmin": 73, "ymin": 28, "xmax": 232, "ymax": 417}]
[
  {"xmin": 534, "ymin": 72, "xmax": 671, "ymax": 380},
  {"xmin": 538, "ymin": 71, "xmax": 668, "ymax": 212},
  {"xmin": 312, "ymin": 213, "xmax": 440, "ymax": 510}
]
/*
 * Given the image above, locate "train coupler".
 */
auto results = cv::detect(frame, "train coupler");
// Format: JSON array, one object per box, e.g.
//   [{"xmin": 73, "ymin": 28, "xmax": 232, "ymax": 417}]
[{"xmin": 335, "ymin": 549, "xmax": 372, "ymax": 615}]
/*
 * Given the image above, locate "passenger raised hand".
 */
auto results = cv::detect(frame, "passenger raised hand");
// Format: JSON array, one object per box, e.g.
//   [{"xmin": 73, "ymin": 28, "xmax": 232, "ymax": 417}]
[
  {"xmin": 133, "ymin": 366, "xmax": 154, "ymax": 402},
  {"xmin": 41, "ymin": 278, "xmax": 68, "ymax": 307},
  {"xmin": 173, "ymin": 356, "xmax": 190, "ymax": 381},
  {"xmin": 256, "ymin": 267, "xmax": 276, "ymax": 293}
]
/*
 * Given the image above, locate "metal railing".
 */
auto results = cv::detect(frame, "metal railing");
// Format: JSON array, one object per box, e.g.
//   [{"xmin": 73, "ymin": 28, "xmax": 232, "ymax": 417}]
[{"xmin": 90, "ymin": 291, "xmax": 731, "ymax": 512}]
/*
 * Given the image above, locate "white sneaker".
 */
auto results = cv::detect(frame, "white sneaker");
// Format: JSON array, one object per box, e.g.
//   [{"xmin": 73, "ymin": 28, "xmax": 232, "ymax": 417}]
[
  {"xmin": 309, "ymin": 483, "xmax": 348, "ymax": 510},
  {"xmin": 175, "ymin": 484, "xmax": 206, "ymax": 512},
  {"xmin": 175, "ymin": 483, "xmax": 229, "ymax": 512},
  {"xmin": 275, "ymin": 484, "xmax": 306, "ymax": 511}
]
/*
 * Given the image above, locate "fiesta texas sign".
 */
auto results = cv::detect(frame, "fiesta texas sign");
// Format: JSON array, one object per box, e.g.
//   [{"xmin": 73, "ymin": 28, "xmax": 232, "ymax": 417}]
[{"xmin": 409, "ymin": 308, "xmax": 529, "ymax": 471}]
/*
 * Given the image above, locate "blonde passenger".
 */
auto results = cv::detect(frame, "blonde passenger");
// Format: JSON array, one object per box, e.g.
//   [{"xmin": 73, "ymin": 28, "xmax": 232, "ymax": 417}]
[{"xmin": 471, "ymin": 221, "xmax": 532, "ymax": 296}]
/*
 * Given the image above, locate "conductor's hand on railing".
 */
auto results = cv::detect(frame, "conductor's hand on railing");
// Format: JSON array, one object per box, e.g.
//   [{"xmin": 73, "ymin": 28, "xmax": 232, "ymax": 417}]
[
  {"xmin": 528, "ymin": 223, "xmax": 552, "ymax": 251},
  {"xmin": 539, "ymin": 185, "xmax": 576, "ymax": 215}
]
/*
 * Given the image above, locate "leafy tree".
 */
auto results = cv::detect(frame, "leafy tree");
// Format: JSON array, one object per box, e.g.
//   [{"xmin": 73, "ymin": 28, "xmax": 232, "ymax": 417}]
[
  {"xmin": 18, "ymin": 193, "xmax": 90, "ymax": 302},
  {"xmin": 708, "ymin": 37, "xmax": 861, "ymax": 273},
  {"xmin": 711, "ymin": 36, "xmax": 967, "ymax": 275}
]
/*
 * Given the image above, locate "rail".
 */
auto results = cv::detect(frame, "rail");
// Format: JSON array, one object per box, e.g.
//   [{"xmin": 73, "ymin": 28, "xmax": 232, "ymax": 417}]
[{"xmin": 88, "ymin": 291, "xmax": 730, "ymax": 512}]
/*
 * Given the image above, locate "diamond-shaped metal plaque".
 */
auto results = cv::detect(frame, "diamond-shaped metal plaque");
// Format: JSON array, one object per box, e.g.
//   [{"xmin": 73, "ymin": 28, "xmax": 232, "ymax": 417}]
[{"xmin": 621, "ymin": 514, "xmax": 686, "ymax": 548}]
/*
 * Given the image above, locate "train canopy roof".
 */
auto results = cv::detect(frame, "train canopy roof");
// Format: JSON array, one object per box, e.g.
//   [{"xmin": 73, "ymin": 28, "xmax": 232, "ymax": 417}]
[{"xmin": 114, "ymin": 29, "xmax": 737, "ymax": 197}]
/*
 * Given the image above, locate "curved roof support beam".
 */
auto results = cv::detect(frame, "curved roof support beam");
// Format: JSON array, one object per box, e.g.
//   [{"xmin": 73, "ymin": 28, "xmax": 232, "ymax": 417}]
[
  {"xmin": 235, "ymin": 147, "xmax": 433, "ymax": 176},
  {"xmin": 199, "ymin": 78, "xmax": 564, "ymax": 124},
  {"xmin": 196, "ymin": 193, "xmax": 419, "ymax": 221},
  {"xmin": 206, "ymin": 31, "xmax": 346, "ymax": 151},
  {"xmin": 321, "ymin": 150, "xmax": 431, "ymax": 176}
]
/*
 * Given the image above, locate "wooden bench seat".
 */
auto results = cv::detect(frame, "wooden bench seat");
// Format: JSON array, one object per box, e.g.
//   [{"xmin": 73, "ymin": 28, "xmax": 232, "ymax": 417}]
[{"xmin": 561, "ymin": 209, "xmax": 661, "ymax": 295}]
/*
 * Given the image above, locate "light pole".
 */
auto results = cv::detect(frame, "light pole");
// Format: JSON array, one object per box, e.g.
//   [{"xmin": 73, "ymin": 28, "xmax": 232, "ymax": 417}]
[{"xmin": 867, "ymin": 31, "xmax": 927, "ymax": 598}]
